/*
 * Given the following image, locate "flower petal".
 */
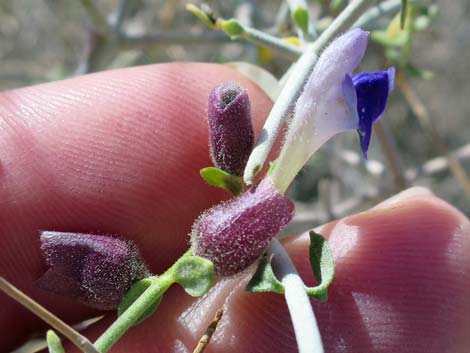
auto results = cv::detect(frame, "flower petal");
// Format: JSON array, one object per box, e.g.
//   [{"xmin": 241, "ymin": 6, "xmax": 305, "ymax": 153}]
[
  {"xmin": 353, "ymin": 68, "xmax": 395, "ymax": 158},
  {"xmin": 37, "ymin": 232, "xmax": 149, "ymax": 310},
  {"xmin": 270, "ymin": 29, "xmax": 368, "ymax": 193}
]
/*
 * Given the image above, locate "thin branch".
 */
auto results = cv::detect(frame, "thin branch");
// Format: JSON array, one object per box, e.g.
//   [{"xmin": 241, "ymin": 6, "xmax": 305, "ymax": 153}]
[
  {"xmin": 335, "ymin": 143, "xmax": 470, "ymax": 182},
  {"xmin": 192, "ymin": 309, "xmax": 223, "ymax": 353},
  {"xmin": 237, "ymin": 26, "xmax": 303, "ymax": 59},
  {"xmin": 396, "ymin": 71, "xmax": 470, "ymax": 196},
  {"xmin": 269, "ymin": 239, "xmax": 324, "ymax": 353},
  {"xmin": 353, "ymin": 0, "xmax": 425, "ymax": 29},
  {"xmin": 374, "ymin": 120, "xmax": 409, "ymax": 191},
  {"xmin": 111, "ymin": 0, "xmax": 131, "ymax": 31},
  {"xmin": 0, "ymin": 277, "xmax": 99, "ymax": 353},
  {"xmin": 119, "ymin": 31, "xmax": 232, "ymax": 48},
  {"xmin": 353, "ymin": 0, "xmax": 402, "ymax": 29},
  {"xmin": 78, "ymin": 0, "xmax": 111, "ymax": 37},
  {"xmin": 406, "ymin": 143, "xmax": 470, "ymax": 180}
]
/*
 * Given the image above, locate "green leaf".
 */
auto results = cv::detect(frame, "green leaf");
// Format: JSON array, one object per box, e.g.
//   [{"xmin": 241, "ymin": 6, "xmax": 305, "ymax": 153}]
[
  {"xmin": 305, "ymin": 231, "xmax": 335, "ymax": 301},
  {"xmin": 291, "ymin": 6, "xmax": 309, "ymax": 34},
  {"xmin": 246, "ymin": 254, "xmax": 285, "ymax": 294},
  {"xmin": 200, "ymin": 167, "xmax": 244, "ymax": 196},
  {"xmin": 172, "ymin": 254, "xmax": 215, "ymax": 297},
  {"xmin": 220, "ymin": 19, "xmax": 245, "ymax": 38},
  {"xmin": 246, "ymin": 232, "xmax": 335, "ymax": 301},
  {"xmin": 400, "ymin": 0, "xmax": 408, "ymax": 29},
  {"xmin": 118, "ymin": 277, "xmax": 162, "ymax": 325},
  {"xmin": 46, "ymin": 330, "xmax": 65, "ymax": 353}
]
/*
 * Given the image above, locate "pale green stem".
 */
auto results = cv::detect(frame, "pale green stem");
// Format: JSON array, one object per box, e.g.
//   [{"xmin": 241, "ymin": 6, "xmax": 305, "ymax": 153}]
[
  {"xmin": 243, "ymin": 0, "xmax": 375, "ymax": 185},
  {"xmin": 94, "ymin": 272, "xmax": 175, "ymax": 353},
  {"xmin": 240, "ymin": 26, "xmax": 304, "ymax": 59},
  {"xmin": 354, "ymin": 0, "xmax": 403, "ymax": 29}
]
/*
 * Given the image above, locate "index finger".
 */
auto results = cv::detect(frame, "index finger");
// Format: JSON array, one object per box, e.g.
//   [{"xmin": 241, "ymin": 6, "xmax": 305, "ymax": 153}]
[{"xmin": 0, "ymin": 63, "xmax": 272, "ymax": 351}]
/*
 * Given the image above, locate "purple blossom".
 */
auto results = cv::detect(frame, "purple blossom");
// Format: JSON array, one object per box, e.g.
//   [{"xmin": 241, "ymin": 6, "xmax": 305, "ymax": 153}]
[
  {"xmin": 208, "ymin": 81, "xmax": 254, "ymax": 176},
  {"xmin": 37, "ymin": 232, "xmax": 149, "ymax": 310},
  {"xmin": 270, "ymin": 28, "xmax": 394, "ymax": 192},
  {"xmin": 352, "ymin": 67, "xmax": 395, "ymax": 158},
  {"xmin": 191, "ymin": 178, "xmax": 295, "ymax": 276},
  {"xmin": 270, "ymin": 28, "xmax": 368, "ymax": 193}
]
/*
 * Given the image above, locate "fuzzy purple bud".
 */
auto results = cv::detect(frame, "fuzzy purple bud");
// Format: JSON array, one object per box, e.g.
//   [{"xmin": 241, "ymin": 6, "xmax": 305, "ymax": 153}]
[
  {"xmin": 191, "ymin": 178, "xmax": 295, "ymax": 276},
  {"xmin": 208, "ymin": 81, "xmax": 254, "ymax": 176},
  {"xmin": 37, "ymin": 232, "xmax": 149, "ymax": 310}
]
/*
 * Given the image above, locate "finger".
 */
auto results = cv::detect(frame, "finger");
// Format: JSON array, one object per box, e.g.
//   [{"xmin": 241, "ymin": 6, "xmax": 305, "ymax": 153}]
[
  {"xmin": 71, "ymin": 191, "xmax": 470, "ymax": 353},
  {"xmin": 0, "ymin": 63, "xmax": 272, "ymax": 351}
]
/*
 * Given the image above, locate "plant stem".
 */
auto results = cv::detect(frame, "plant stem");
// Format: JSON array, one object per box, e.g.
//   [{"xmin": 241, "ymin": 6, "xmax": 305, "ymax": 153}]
[
  {"xmin": 0, "ymin": 277, "xmax": 99, "ymax": 353},
  {"xmin": 353, "ymin": 0, "xmax": 403, "ymax": 29},
  {"xmin": 78, "ymin": 0, "xmax": 111, "ymax": 37},
  {"xmin": 238, "ymin": 26, "xmax": 303, "ymax": 59},
  {"xmin": 243, "ymin": 0, "xmax": 375, "ymax": 184},
  {"xmin": 93, "ymin": 272, "xmax": 174, "ymax": 352},
  {"xmin": 396, "ymin": 71, "xmax": 470, "ymax": 197},
  {"xmin": 374, "ymin": 120, "xmax": 409, "ymax": 192},
  {"xmin": 269, "ymin": 240, "xmax": 324, "ymax": 353}
]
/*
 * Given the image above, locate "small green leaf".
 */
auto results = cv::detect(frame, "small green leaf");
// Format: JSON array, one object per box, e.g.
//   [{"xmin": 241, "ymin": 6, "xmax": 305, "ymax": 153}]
[
  {"xmin": 200, "ymin": 167, "xmax": 244, "ymax": 196},
  {"xmin": 305, "ymin": 231, "xmax": 335, "ymax": 301},
  {"xmin": 118, "ymin": 277, "xmax": 162, "ymax": 325},
  {"xmin": 46, "ymin": 330, "xmax": 65, "ymax": 353},
  {"xmin": 246, "ymin": 254, "xmax": 284, "ymax": 294},
  {"xmin": 172, "ymin": 254, "xmax": 215, "ymax": 297},
  {"xmin": 400, "ymin": 0, "xmax": 408, "ymax": 29},
  {"xmin": 291, "ymin": 6, "xmax": 309, "ymax": 35},
  {"xmin": 220, "ymin": 19, "xmax": 245, "ymax": 38}
]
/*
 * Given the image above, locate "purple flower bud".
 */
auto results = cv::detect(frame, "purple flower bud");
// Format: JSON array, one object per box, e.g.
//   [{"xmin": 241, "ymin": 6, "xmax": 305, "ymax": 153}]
[
  {"xmin": 37, "ymin": 232, "xmax": 149, "ymax": 310},
  {"xmin": 352, "ymin": 67, "xmax": 395, "ymax": 158},
  {"xmin": 191, "ymin": 178, "xmax": 295, "ymax": 276},
  {"xmin": 208, "ymin": 81, "xmax": 254, "ymax": 176}
]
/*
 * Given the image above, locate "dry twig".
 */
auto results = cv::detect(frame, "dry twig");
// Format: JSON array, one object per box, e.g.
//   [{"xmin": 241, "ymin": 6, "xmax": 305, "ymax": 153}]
[{"xmin": 192, "ymin": 309, "xmax": 224, "ymax": 353}]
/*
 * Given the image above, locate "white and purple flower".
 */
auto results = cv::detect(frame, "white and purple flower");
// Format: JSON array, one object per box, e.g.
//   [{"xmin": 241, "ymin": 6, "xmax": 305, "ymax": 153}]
[{"xmin": 270, "ymin": 28, "xmax": 394, "ymax": 192}]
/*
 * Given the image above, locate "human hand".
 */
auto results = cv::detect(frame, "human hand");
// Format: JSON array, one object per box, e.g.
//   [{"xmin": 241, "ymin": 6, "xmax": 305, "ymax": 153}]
[{"xmin": 0, "ymin": 64, "xmax": 469, "ymax": 353}]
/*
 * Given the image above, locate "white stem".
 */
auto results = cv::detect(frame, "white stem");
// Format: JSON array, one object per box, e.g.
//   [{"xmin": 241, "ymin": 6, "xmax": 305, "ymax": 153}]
[{"xmin": 269, "ymin": 239, "xmax": 324, "ymax": 353}]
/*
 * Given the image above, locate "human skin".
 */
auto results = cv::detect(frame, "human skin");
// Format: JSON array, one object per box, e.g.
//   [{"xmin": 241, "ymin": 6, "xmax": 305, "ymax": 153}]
[{"xmin": 0, "ymin": 63, "xmax": 469, "ymax": 353}]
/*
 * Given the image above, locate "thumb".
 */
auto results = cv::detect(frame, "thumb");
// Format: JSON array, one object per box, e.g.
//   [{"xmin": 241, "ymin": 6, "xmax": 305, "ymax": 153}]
[{"xmin": 68, "ymin": 190, "xmax": 470, "ymax": 353}]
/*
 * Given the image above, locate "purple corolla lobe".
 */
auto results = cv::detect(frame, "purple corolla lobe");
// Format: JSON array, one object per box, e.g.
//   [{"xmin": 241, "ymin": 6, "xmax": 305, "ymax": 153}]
[
  {"xmin": 37, "ymin": 231, "xmax": 149, "ymax": 310},
  {"xmin": 191, "ymin": 178, "xmax": 295, "ymax": 276},
  {"xmin": 352, "ymin": 67, "xmax": 395, "ymax": 158},
  {"xmin": 208, "ymin": 81, "xmax": 254, "ymax": 176}
]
